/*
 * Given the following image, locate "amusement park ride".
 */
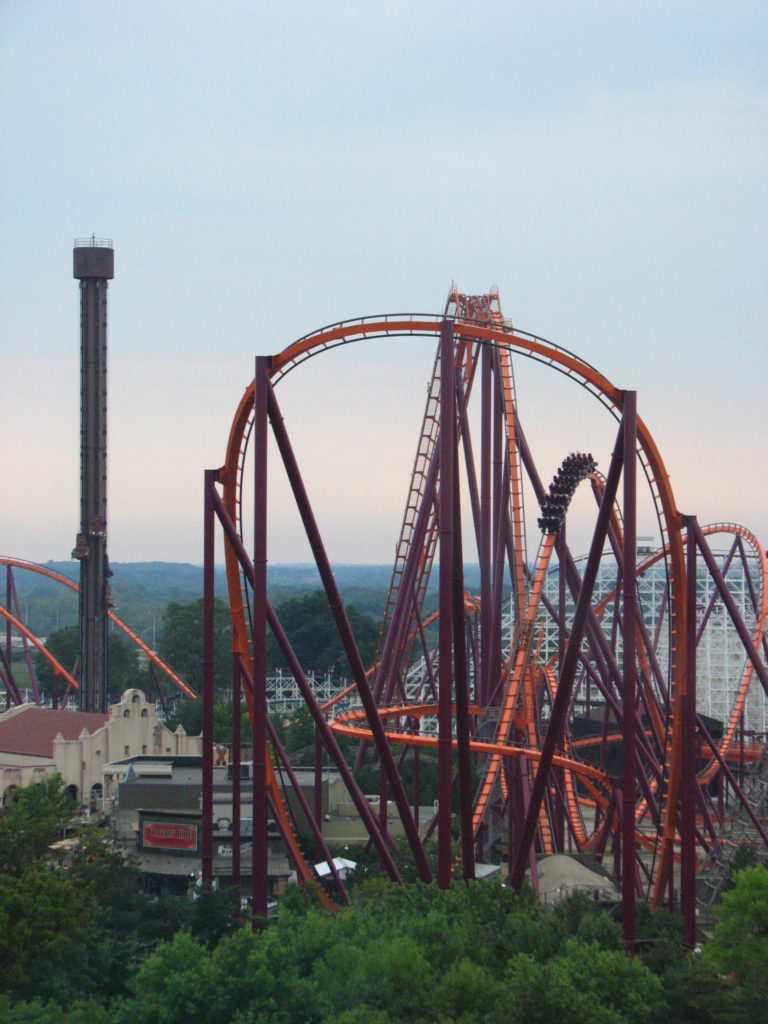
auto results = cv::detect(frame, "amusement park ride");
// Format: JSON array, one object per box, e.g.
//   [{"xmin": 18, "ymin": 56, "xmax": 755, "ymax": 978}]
[{"xmin": 3, "ymin": 284, "xmax": 768, "ymax": 951}]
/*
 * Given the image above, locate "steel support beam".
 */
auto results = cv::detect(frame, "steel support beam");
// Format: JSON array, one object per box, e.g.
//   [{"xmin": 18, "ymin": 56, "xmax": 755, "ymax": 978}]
[
  {"xmin": 621, "ymin": 391, "xmax": 637, "ymax": 952},
  {"xmin": 438, "ymin": 320, "xmax": 456, "ymax": 888},
  {"xmin": 510, "ymin": 416, "xmax": 625, "ymax": 893},
  {"xmin": 680, "ymin": 516, "xmax": 698, "ymax": 945},
  {"xmin": 210, "ymin": 485, "xmax": 404, "ymax": 881},
  {"xmin": 267, "ymin": 382, "xmax": 433, "ymax": 880},
  {"xmin": 251, "ymin": 356, "xmax": 270, "ymax": 923},
  {"xmin": 201, "ymin": 469, "xmax": 217, "ymax": 886}
]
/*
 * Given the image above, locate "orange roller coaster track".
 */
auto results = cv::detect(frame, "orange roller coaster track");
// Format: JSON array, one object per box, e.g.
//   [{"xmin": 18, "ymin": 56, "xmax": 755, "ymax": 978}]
[
  {"xmin": 202, "ymin": 288, "xmax": 768, "ymax": 946},
  {"xmin": 0, "ymin": 557, "xmax": 196, "ymax": 703}
]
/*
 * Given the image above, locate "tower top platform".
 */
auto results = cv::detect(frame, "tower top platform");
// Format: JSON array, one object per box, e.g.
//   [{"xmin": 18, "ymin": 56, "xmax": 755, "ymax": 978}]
[{"xmin": 73, "ymin": 237, "xmax": 114, "ymax": 279}]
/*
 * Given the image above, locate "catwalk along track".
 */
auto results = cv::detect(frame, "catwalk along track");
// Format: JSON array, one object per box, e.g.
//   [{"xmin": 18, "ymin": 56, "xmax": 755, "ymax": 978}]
[{"xmin": 197, "ymin": 286, "xmax": 768, "ymax": 944}]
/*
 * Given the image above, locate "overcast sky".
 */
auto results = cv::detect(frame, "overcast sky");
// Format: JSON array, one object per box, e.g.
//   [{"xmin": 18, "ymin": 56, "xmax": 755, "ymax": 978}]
[{"xmin": 2, "ymin": 1, "xmax": 766, "ymax": 566}]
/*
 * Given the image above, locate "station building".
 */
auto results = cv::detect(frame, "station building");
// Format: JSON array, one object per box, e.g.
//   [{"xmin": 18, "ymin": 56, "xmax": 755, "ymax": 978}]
[{"xmin": 0, "ymin": 688, "xmax": 200, "ymax": 810}]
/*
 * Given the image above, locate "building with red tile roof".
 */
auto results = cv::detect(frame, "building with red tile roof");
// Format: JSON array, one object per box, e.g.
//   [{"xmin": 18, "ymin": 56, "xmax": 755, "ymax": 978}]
[{"xmin": 0, "ymin": 688, "xmax": 200, "ymax": 811}]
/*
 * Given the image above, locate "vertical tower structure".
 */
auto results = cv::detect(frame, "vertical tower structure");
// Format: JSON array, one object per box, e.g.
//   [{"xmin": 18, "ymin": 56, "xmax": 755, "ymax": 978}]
[{"xmin": 72, "ymin": 237, "xmax": 114, "ymax": 713}]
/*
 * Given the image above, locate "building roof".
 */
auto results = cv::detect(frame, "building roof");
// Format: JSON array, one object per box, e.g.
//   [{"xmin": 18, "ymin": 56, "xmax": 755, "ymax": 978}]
[{"xmin": 0, "ymin": 705, "xmax": 108, "ymax": 758}]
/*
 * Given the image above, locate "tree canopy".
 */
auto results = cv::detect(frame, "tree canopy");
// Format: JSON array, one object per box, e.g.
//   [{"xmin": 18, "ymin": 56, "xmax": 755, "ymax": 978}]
[
  {"xmin": 266, "ymin": 589, "xmax": 379, "ymax": 676},
  {"xmin": 157, "ymin": 598, "xmax": 232, "ymax": 694},
  {"xmin": 704, "ymin": 862, "xmax": 768, "ymax": 979},
  {"xmin": 0, "ymin": 774, "xmax": 77, "ymax": 875},
  {"xmin": 34, "ymin": 626, "xmax": 147, "ymax": 697}
]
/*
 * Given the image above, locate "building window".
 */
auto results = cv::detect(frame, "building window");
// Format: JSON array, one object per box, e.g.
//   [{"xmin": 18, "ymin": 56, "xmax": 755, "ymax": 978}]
[
  {"xmin": 124, "ymin": 745, "xmax": 129, "ymax": 756},
  {"xmin": 142, "ymin": 745, "xmax": 147, "ymax": 754},
  {"xmin": 141, "ymin": 708, "xmax": 148, "ymax": 718},
  {"xmin": 123, "ymin": 709, "xmax": 130, "ymax": 718}
]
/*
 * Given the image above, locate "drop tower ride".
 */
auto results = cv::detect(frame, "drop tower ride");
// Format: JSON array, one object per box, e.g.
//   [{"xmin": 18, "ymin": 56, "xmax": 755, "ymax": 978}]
[{"xmin": 72, "ymin": 237, "xmax": 114, "ymax": 713}]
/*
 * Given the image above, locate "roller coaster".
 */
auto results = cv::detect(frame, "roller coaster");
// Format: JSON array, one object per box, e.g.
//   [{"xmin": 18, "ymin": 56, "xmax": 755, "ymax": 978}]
[
  {"xmin": 200, "ymin": 285, "xmax": 768, "ymax": 944},
  {"xmin": 4, "ymin": 285, "xmax": 767, "ymax": 948},
  {"xmin": 0, "ymin": 557, "xmax": 194, "ymax": 706}
]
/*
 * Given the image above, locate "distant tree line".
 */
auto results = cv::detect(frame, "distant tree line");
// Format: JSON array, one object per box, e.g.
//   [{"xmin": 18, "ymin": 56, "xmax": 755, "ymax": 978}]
[{"xmin": 32, "ymin": 588, "xmax": 380, "ymax": 702}]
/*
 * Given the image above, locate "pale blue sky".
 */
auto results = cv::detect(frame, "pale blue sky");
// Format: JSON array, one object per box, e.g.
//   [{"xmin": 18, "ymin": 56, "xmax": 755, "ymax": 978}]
[{"xmin": 2, "ymin": 1, "xmax": 766, "ymax": 564}]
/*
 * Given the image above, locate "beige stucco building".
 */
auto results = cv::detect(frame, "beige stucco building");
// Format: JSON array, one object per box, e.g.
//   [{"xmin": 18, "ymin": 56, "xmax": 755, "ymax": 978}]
[{"xmin": 0, "ymin": 688, "xmax": 200, "ymax": 810}]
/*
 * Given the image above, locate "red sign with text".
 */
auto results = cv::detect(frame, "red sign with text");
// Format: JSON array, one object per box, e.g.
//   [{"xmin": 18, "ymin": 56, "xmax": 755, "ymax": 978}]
[{"xmin": 142, "ymin": 821, "xmax": 199, "ymax": 852}]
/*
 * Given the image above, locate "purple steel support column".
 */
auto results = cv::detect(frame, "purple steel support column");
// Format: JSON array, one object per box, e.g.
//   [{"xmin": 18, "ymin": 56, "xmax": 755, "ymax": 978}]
[
  {"xmin": 452, "ymin": 439, "xmax": 475, "ymax": 880},
  {"xmin": 553, "ymin": 524, "xmax": 568, "ymax": 852},
  {"xmin": 681, "ymin": 516, "xmax": 698, "ymax": 946},
  {"xmin": 351, "ymin": 440, "xmax": 442, "ymax": 769},
  {"xmin": 479, "ymin": 345, "xmax": 493, "ymax": 709},
  {"xmin": 613, "ymin": 786, "xmax": 623, "ymax": 880},
  {"xmin": 370, "ymin": 452, "xmax": 440, "ymax": 712},
  {"xmin": 413, "ymin": 745, "xmax": 420, "ymax": 830},
  {"xmin": 485, "ymin": 459, "xmax": 511, "ymax": 711},
  {"xmin": 202, "ymin": 469, "xmax": 217, "ymax": 886},
  {"xmin": 315, "ymin": 727, "xmax": 324, "ymax": 863},
  {"xmin": 697, "ymin": 714, "xmax": 768, "ymax": 847},
  {"xmin": 694, "ymin": 777, "xmax": 718, "ymax": 843},
  {"xmin": 264, "ymin": 715, "xmax": 349, "ymax": 904},
  {"xmin": 490, "ymin": 355, "xmax": 505, "ymax": 700},
  {"xmin": 506, "ymin": 758, "xmax": 515, "ymax": 877},
  {"xmin": 622, "ymin": 391, "xmax": 637, "ymax": 952},
  {"xmin": 694, "ymin": 540, "xmax": 738, "ymax": 645},
  {"xmin": 210, "ymin": 486, "xmax": 404, "ymax": 880},
  {"xmin": 0, "ymin": 646, "xmax": 20, "ymax": 708},
  {"xmin": 520, "ymin": 754, "xmax": 539, "ymax": 892},
  {"xmin": 455, "ymin": 367, "xmax": 483, "ymax": 558},
  {"xmin": 379, "ymin": 755, "xmax": 389, "ymax": 844},
  {"xmin": 438, "ymin": 320, "xmax": 456, "ymax": 888},
  {"xmin": 266, "ymin": 379, "xmax": 432, "ymax": 881},
  {"xmin": 251, "ymin": 356, "xmax": 270, "ymax": 924},
  {"xmin": 510, "ymin": 419, "xmax": 625, "ymax": 893},
  {"xmin": 4, "ymin": 568, "xmax": 10, "ymax": 682},
  {"xmin": 690, "ymin": 518, "xmax": 768, "ymax": 697},
  {"xmin": 0, "ymin": 571, "xmax": 23, "ymax": 706},
  {"xmin": 414, "ymin": 605, "xmax": 439, "ymax": 703},
  {"xmin": 232, "ymin": 653, "xmax": 241, "ymax": 886}
]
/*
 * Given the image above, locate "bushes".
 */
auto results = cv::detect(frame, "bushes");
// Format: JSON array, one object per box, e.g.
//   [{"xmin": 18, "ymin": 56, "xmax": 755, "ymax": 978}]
[{"xmin": 111, "ymin": 881, "xmax": 674, "ymax": 1024}]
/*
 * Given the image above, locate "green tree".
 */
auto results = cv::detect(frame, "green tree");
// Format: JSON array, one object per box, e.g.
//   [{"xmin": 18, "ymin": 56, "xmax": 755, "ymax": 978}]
[
  {"xmin": 0, "ymin": 996, "xmax": 113, "ymax": 1024},
  {"xmin": 107, "ymin": 628, "xmax": 148, "ymax": 693},
  {"xmin": 0, "ymin": 775, "xmax": 77, "ymax": 875},
  {"xmin": 116, "ymin": 930, "xmax": 215, "ymax": 1024},
  {"xmin": 34, "ymin": 626, "xmax": 146, "ymax": 697},
  {"xmin": 704, "ymin": 863, "xmax": 768, "ymax": 979},
  {"xmin": 33, "ymin": 625, "xmax": 79, "ymax": 696},
  {"xmin": 168, "ymin": 697, "xmax": 253, "ymax": 745},
  {"xmin": 167, "ymin": 694, "xmax": 203, "ymax": 736},
  {"xmin": 267, "ymin": 590, "xmax": 379, "ymax": 675},
  {"xmin": 0, "ymin": 867, "xmax": 99, "ymax": 1003},
  {"xmin": 110, "ymin": 880, "xmax": 679, "ymax": 1024},
  {"xmin": 187, "ymin": 884, "xmax": 241, "ymax": 949},
  {"xmin": 157, "ymin": 598, "xmax": 232, "ymax": 694},
  {"xmin": 271, "ymin": 703, "xmax": 316, "ymax": 757}
]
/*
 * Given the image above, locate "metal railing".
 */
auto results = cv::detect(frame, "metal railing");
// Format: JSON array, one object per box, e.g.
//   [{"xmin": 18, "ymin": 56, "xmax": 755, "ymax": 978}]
[{"xmin": 74, "ymin": 236, "xmax": 113, "ymax": 248}]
